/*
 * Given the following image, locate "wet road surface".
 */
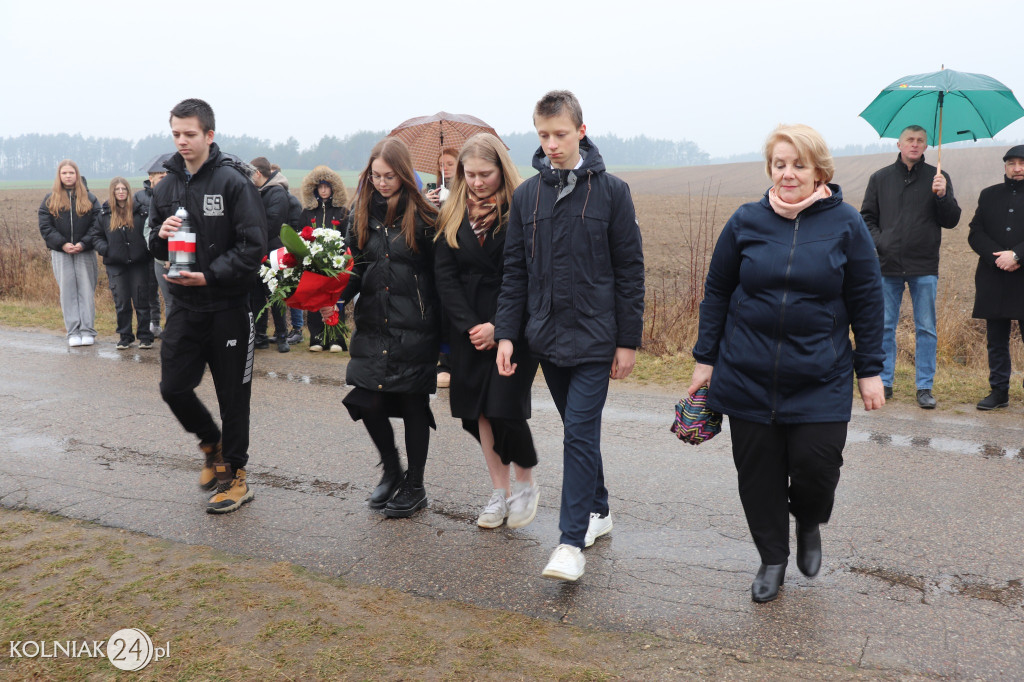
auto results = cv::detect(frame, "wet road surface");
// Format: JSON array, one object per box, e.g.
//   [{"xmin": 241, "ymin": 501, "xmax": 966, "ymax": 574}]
[{"xmin": 1, "ymin": 327, "xmax": 1022, "ymax": 678}]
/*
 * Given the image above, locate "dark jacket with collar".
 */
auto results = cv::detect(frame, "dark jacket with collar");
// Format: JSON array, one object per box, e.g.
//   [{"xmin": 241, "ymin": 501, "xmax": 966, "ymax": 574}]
[
  {"xmin": 133, "ymin": 180, "xmax": 153, "ymax": 214},
  {"xmin": 494, "ymin": 138, "xmax": 645, "ymax": 367},
  {"xmin": 693, "ymin": 185, "xmax": 884, "ymax": 424},
  {"xmin": 435, "ymin": 213, "xmax": 538, "ymax": 420},
  {"xmin": 147, "ymin": 143, "xmax": 267, "ymax": 312},
  {"xmin": 342, "ymin": 194, "xmax": 440, "ymax": 394},
  {"xmin": 38, "ymin": 190, "xmax": 101, "ymax": 252},
  {"xmin": 257, "ymin": 170, "xmax": 290, "ymax": 251},
  {"xmin": 969, "ymin": 176, "xmax": 1024, "ymax": 319},
  {"xmin": 860, "ymin": 154, "xmax": 961, "ymax": 276},
  {"xmin": 95, "ymin": 201, "xmax": 153, "ymax": 272}
]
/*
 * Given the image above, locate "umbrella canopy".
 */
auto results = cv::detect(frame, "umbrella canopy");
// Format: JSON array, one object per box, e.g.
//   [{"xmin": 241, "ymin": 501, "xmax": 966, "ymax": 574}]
[
  {"xmin": 860, "ymin": 69, "xmax": 1024, "ymax": 145},
  {"xmin": 139, "ymin": 152, "xmax": 175, "ymax": 174},
  {"xmin": 387, "ymin": 112, "xmax": 506, "ymax": 178}
]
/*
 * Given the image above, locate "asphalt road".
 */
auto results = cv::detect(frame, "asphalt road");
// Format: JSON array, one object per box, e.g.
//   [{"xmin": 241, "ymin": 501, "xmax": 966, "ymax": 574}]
[{"xmin": 1, "ymin": 327, "xmax": 1022, "ymax": 679}]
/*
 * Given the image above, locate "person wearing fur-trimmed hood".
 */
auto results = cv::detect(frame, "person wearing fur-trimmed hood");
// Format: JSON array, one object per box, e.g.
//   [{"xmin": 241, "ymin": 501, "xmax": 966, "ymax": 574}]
[{"xmin": 300, "ymin": 165, "xmax": 351, "ymax": 351}]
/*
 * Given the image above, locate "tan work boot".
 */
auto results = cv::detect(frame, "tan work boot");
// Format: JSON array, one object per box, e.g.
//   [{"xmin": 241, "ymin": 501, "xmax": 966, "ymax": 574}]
[
  {"xmin": 198, "ymin": 442, "xmax": 223, "ymax": 491},
  {"xmin": 206, "ymin": 465, "xmax": 254, "ymax": 514}
]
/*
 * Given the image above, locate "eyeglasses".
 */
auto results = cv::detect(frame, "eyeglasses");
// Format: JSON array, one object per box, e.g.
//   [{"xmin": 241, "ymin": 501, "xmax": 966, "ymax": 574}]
[{"xmin": 370, "ymin": 173, "xmax": 397, "ymax": 185}]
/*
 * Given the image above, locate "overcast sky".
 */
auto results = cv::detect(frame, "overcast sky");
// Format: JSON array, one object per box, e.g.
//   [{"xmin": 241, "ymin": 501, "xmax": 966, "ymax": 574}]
[{"xmin": 3, "ymin": 0, "xmax": 1023, "ymax": 159}]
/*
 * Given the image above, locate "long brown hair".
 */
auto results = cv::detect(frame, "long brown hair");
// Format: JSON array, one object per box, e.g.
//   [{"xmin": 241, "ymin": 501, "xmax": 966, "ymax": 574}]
[
  {"xmin": 108, "ymin": 177, "xmax": 134, "ymax": 230},
  {"xmin": 351, "ymin": 138, "xmax": 437, "ymax": 251},
  {"xmin": 436, "ymin": 134, "xmax": 522, "ymax": 248},
  {"xmin": 45, "ymin": 160, "xmax": 93, "ymax": 216}
]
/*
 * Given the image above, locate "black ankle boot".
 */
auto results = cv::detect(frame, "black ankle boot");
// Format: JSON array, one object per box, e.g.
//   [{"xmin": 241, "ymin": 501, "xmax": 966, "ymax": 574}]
[
  {"xmin": 751, "ymin": 562, "xmax": 787, "ymax": 603},
  {"xmin": 369, "ymin": 451, "xmax": 403, "ymax": 509},
  {"xmin": 384, "ymin": 471, "xmax": 427, "ymax": 518},
  {"xmin": 796, "ymin": 521, "xmax": 822, "ymax": 577}
]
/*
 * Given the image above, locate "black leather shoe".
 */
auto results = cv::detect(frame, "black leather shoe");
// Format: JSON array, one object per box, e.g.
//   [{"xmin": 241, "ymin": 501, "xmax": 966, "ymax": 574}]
[
  {"xmin": 977, "ymin": 389, "xmax": 1009, "ymax": 411},
  {"xmin": 883, "ymin": 385, "xmax": 893, "ymax": 400},
  {"xmin": 384, "ymin": 478, "xmax": 427, "ymax": 518},
  {"xmin": 796, "ymin": 521, "xmax": 822, "ymax": 577},
  {"xmin": 369, "ymin": 467, "xmax": 404, "ymax": 509},
  {"xmin": 254, "ymin": 335, "xmax": 270, "ymax": 350},
  {"xmin": 276, "ymin": 336, "xmax": 290, "ymax": 353},
  {"xmin": 916, "ymin": 389, "xmax": 936, "ymax": 409},
  {"xmin": 751, "ymin": 563, "xmax": 787, "ymax": 603}
]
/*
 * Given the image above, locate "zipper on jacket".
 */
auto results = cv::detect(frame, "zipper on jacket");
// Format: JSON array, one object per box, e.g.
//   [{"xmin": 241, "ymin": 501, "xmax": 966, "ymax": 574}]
[
  {"xmin": 68, "ymin": 190, "xmax": 75, "ymax": 245},
  {"xmin": 414, "ymin": 273, "xmax": 425, "ymax": 320},
  {"xmin": 770, "ymin": 216, "xmax": 800, "ymax": 422}
]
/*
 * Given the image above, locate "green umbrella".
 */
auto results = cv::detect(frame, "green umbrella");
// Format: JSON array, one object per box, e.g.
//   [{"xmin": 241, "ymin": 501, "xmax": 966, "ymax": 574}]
[{"xmin": 860, "ymin": 68, "xmax": 1024, "ymax": 171}]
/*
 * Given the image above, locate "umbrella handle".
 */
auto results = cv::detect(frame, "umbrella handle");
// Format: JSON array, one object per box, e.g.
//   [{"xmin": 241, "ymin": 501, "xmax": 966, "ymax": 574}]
[{"xmin": 936, "ymin": 91, "xmax": 943, "ymax": 175}]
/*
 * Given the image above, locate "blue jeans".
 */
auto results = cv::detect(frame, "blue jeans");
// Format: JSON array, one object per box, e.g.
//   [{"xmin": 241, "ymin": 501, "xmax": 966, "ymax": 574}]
[
  {"xmin": 289, "ymin": 307, "xmax": 303, "ymax": 330},
  {"xmin": 881, "ymin": 275, "xmax": 937, "ymax": 389},
  {"xmin": 540, "ymin": 361, "xmax": 611, "ymax": 549}
]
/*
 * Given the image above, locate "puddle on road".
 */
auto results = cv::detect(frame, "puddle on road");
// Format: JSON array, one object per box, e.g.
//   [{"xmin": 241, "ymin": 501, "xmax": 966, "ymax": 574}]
[
  {"xmin": 260, "ymin": 370, "xmax": 345, "ymax": 387},
  {"xmin": 849, "ymin": 566, "xmax": 1024, "ymax": 608},
  {"xmin": 848, "ymin": 429, "xmax": 1023, "ymax": 461}
]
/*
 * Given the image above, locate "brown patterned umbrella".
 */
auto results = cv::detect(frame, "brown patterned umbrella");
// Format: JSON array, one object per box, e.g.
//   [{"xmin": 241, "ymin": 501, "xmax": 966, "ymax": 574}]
[{"xmin": 387, "ymin": 112, "xmax": 507, "ymax": 180}]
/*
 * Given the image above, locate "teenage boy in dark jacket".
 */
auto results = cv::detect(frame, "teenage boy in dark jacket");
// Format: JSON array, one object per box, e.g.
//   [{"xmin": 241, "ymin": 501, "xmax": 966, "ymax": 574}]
[
  {"xmin": 860, "ymin": 125, "xmax": 961, "ymax": 409},
  {"xmin": 495, "ymin": 90, "xmax": 645, "ymax": 582},
  {"xmin": 148, "ymin": 98, "xmax": 267, "ymax": 514}
]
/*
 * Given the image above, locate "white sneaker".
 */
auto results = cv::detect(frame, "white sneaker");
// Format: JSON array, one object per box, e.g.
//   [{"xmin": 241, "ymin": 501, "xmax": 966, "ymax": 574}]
[
  {"xmin": 584, "ymin": 512, "xmax": 613, "ymax": 548},
  {"xmin": 506, "ymin": 481, "xmax": 539, "ymax": 529},
  {"xmin": 476, "ymin": 489, "xmax": 508, "ymax": 529},
  {"xmin": 68, "ymin": 335, "xmax": 83, "ymax": 347},
  {"xmin": 328, "ymin": 344, "xmax": 343, "ymax": 353},
  {"xmin": 542, "ymin": 544, "xmax": 585, "ymax": 581},
  {"xmin": 308, "ymin": 344, "xmax": 323, "ymax": 352},
  {"xmin": 81, "ymin": 335, "xmax": 95, "ymax": 346}
]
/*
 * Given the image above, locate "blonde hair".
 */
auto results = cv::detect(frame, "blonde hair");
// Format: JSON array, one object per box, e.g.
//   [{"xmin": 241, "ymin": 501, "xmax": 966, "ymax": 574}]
[
  {"xmin": 108, "ymin": 177, "xmax": 134, "ymax": 230},
  {"xmin": 763, "ymin": 124, "xmax": 834, "ymax": 184},
  {"xmin": 45, "ymin": 160, "xmax": 93, "ymax": 216},
  {"xmin": 436, "ymin": 134, "xmax": 522, "ymax": 248}
]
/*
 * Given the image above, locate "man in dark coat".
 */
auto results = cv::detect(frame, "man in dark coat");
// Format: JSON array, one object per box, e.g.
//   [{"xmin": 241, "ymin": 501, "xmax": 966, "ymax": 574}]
[
  {"xmin": 968, "ymin": 145, "xmax": 1024, "ymax": 410},
  {"xmin": 861, "ymin": 125, "xmax": 961, "ymax": 409}
]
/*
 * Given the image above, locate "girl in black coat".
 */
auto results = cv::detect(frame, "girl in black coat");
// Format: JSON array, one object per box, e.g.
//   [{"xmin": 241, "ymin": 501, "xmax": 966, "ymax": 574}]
[
  {"xmin": 325, "ymin": 138, "xmax": 440, "ymax": 518},
  {"xmin": 95, "ymin": 178, "xmax": 154, "ymax": 349},
  {"xmin": 434, "ymin": 134, "xmax": 540, "ymax": 529}
]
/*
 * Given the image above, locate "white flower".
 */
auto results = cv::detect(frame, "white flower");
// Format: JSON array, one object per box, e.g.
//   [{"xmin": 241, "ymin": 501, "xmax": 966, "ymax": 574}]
[
  {"xmin": 267, "ymin": 278, "xmax": 278, "ymax": 293},
  {"xmin": 310, "ymin": 243, "xmax": 323, "ymax": 256},
  {"xmin": 303, "ymin": 256, "xmax": 312, "ymax": 266},
  {"xmin": 332, "ymin": 256, "xmax": 344, "ymax": 269}
]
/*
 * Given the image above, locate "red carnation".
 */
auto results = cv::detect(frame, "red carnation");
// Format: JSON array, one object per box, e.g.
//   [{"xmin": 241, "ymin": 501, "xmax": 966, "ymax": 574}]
[
  {"xmin": 331, "ymin": 219, "xmax": 341, "ymax": 227},
  {"xmin": 325, "ymin": 311, "xmax": 339, "ymax": 326},
  {"xmin": 261, "ymin": 255, "xmax": 268, "ymax": 263},
  {"xmin": 281, "ymin": 252, "xmax": 298, "ymax": 267},
  {"xmin": 310, "ymin": 217, "xmax": 316, "ymax": 225},
  {"xmin": 300, "ymin": 226, "xmax": 315, "ymax": 241}
]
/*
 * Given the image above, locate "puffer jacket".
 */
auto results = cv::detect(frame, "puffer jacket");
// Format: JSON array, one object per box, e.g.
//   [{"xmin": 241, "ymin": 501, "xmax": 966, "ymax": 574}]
[
  {"xmin": 693, "ymin": 185, "xmax": 884, "ymax": 424},
  {"xmin": 95, "ymin": 201, "xmax": 153, "ymax": 271},
  {"xmin": 494, "ymin": 137, "xmax": 645, "ymax": 366},
  {"xmin": 257, "ymin": 170, "xmax": 290, "ymax": 250},
  {"xmin": 342, "ymin": 193, "xmax": 440, "ymax": 394},
  {"xmin": 860, "ymin": 154, "xmax": 961, "ymax": 276},
  {"xmin": 38, "ymin": 190, "xmax": 101, "ymax": 252},
  {"xmin": 148, "ymin": 143, "xmax": 267, "ymax": 312},
  {"xmin": 299, "ymin": 165, "xmax": 349, "ymax": 230}
]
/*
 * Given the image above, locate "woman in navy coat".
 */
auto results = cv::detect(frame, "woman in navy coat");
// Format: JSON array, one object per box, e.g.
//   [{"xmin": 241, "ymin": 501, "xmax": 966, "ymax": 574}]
[{"xmin": 688, "ymin": 124, "xmax": 885, "ymax": 603}]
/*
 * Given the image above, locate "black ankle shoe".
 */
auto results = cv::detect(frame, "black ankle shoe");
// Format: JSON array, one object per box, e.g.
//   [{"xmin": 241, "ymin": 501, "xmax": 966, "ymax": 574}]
[
  {"xmin": 977, "ymin": 389, "xmax": 1009, "ymax": 411},
  {"xmin": 368, "ymin": 467, "xmax": 404, "ymax": 509},
  {"xmin": 276, "ymin": 336, "xmax": 290, "ymax": 353},
  {"xmin": 254, "ymin": 335, "xmax": 270, "ymax": 350},
  {"xmin": 751, "ymin": 562, "xmax": 787, "ymax": 603},
  {"xmin": 796, "ymin": 521, "xmax": 822, "ymax": 577},
  {"xmin": 384, "ymin": 477, "xmax": 427, "ymax": 518}
]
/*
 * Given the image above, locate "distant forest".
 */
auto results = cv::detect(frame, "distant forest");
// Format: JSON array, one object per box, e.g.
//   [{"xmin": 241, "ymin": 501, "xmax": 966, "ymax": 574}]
[{"xmin": 0, "ymin": 131, "xmax": 710, "ymax": 181}]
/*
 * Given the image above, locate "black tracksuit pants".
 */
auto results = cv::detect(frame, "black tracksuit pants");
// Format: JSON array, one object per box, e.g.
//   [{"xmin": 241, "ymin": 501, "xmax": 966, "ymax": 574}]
[
  {"xmin": 159, "ymin": 304, "xmax": 255, "ymax": 470},
  {"xmin": 728, "ymin": 417, "xmax": 847, "ymax": 566}
]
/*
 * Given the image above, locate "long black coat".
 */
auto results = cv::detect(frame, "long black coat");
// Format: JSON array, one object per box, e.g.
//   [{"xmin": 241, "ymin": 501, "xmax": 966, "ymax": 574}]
[
  {"xmin": 343, "ymin": 202, "xmax": 440, "ymax": 395},
  {"xmin": 435, "ymin": 215, "xmax": 538, "ymax": 420},
  {"xmin": 969, "ymin": 176, "xmax": 1024, "ymax": 320},
  {"xmin": 95, "ymin": 202, "xmax": 153, "ymax": 273}
]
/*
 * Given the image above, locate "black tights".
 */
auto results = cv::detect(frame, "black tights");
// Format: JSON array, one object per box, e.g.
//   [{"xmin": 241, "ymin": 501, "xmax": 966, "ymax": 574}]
[{"xmin": 360, "ymin": 393, "xmax": 432, "ymax": 483}]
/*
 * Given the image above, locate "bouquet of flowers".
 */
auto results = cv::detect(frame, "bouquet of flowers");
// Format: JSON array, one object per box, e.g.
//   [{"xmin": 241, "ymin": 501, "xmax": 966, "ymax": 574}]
[{"xmin": 259, "ymin": 219, "xmax": 354, "ymax": 345}]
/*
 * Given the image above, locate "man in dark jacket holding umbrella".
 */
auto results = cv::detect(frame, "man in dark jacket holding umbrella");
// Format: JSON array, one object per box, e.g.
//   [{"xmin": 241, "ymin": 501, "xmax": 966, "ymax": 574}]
[
  {"xmin": 860, "ymin": 125, "xmax": 961, "ymax": 409},
  {"xmin": 969, "ymin": 146, "xmax": 1024, "ymax": 410}
]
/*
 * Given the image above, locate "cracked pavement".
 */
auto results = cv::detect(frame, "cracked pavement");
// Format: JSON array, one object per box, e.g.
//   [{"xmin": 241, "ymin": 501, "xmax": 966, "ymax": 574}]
[{"xmin": 1, "ymin": 327, "xmax": 1022, "ymax": 678}]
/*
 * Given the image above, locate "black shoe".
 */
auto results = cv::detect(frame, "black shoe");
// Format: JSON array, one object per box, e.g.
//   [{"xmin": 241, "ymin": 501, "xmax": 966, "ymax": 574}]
[
  {"xmin": 751, "ymin": 562, "xmax": 787, "ymax": 603},
  {"xmin": 883, "ymin": 385, "xmax": 893, "ymax": 400},
  {"xmin": 286, "ymin": 329, "xmax": 303, "ymax": 345},
  {"xmin": 977, "ymin": 389, "xmax": 1009, "ymax": 411},
  {"xmin": 795, "ymin": 521, "xmax": 822, "ymax": 577},
  {"xmin": 916, "ymin": 389, "xmax": 936, "ymax": 409},
  {"xmin": 254, "ymin": 335, "xmax": 270, "ymax": 350},
  {"xmin": 384, "ymin": 477, "xmax": 427, "ymax": 518},
  {"xmin": 276, "ymin": 336, "xmax": 290, "ymax": 353},
  {"xmin": 368, "ymin": 466, "xmax": 405, "ymax": 509}
]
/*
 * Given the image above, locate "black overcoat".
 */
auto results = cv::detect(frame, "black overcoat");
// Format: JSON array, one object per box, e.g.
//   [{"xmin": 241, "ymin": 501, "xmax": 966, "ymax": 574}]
[
  {"xmin": 970, "ymin": 176, "xmax": 1024, "ymax": 320},
  {"xmin": 435, "ymin": 214, "xmax": 538, "ymax": 420}
]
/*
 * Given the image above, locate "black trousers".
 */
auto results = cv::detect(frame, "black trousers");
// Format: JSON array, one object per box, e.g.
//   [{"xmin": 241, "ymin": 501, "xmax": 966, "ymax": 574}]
[
  {"xmin": 107, "ymin": 264, "xmax": 152, "ymax": 342},
  {"xmin": 159, "ymin": 305, "xmax": 255, "ymax": 469},
  {"xmin": 251, "ymin": 281, "xmax": 287, "ymax": 339},
  {"xmin": 308, "ymin": 301, "xmax": 347, "ymax": 349},
  {"xmin": 986, "ymin": 319, "xmax": 1024, "ymax": 391},
  {"xmin": 729, "ymin": 417, "xmax": 847, "ymax": 565}
]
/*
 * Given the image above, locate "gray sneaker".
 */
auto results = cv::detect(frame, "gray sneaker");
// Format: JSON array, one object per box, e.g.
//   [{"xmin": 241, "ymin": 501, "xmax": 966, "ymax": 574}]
[
  {"xmin": 506, "ymin": 481, "xmax": 539, "ymax": 529},
  {"xmin": 476, "ymin": 489, "xmax": 508, "ymax": 529}
]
